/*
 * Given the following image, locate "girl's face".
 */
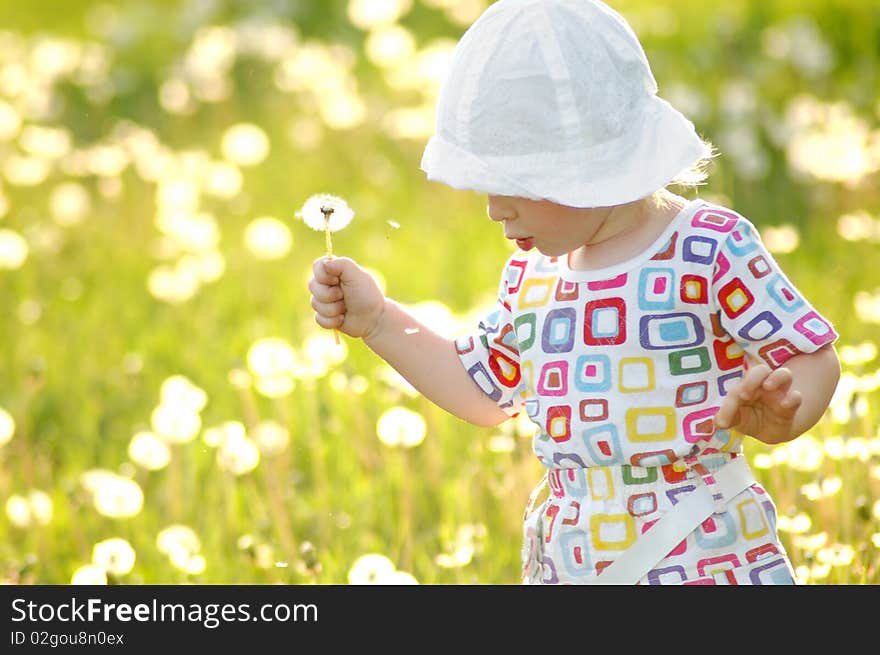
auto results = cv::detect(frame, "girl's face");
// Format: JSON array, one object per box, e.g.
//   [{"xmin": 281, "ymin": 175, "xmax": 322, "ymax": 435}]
[{"xmin": 486, "ymin": 195, "xmax": 615, "ymax": 257}]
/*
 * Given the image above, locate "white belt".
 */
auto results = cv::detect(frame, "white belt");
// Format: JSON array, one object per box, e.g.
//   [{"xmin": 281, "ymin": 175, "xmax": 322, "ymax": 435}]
[{"xmin": 524, "ymin": 456, "xmax": 756, "ymax": 585}]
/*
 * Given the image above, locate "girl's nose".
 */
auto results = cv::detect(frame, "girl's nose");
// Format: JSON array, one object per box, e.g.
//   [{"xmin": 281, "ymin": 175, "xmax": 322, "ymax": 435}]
[{"xmin": 486, "ymin": 195, "xmax": 513, "ymax": 222}]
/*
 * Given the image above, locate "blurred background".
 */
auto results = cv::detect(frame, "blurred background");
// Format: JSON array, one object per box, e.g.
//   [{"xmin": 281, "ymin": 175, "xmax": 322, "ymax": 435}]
[{"xmin": 0, "ymin": 0, "xmax": 878, "ymax": 584}]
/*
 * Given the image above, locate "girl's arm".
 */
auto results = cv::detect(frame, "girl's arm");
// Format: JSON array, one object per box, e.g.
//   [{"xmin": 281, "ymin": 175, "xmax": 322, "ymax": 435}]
[
  {"xmin": 713, "ymin": 343, "xmax": 840, "ymax": 444},
  {"xmin": 309, "ymin": 256, "xmax": 511, "ymax": 427},
  {"xmin": 363, "ymin": 299, "xmax": 511, "ymax": 427}
]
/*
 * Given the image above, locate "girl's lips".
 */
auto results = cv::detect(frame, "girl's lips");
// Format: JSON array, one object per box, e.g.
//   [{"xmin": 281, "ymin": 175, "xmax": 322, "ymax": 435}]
[{"xmin": 515, "ymin": 237, "xmax": 535, "ymax": 251}]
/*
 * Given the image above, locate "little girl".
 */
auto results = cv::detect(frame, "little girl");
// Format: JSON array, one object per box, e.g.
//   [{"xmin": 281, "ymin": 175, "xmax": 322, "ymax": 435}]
[{"xmin": 308, "ymin": 0, "xmax": 841, "ymax": 584}]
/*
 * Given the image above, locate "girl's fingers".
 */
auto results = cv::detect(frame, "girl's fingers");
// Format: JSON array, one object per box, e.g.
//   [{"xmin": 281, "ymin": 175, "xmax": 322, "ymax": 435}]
[
  {"xmin": 308, "ymin": 278, "xmax": 343, "ymax": 304},
  {"xmin": 713, "ymin": 392, "xmax": 741, "ymax": 429},
  {"xmin": 762, "ymin": 366, "xmax": 793, "ymax": 392},
  {"xmin": 734, "ymin": 363, "xmax": 771, "ymax": 401},
  {"xmin": 779, "ymin": 389, "xmax": 802, "ymax": 412},
  {"xmin": 312, "ymin": 257, "xmax": 340, "ymax": 285},
  {"xmin": 314, "ymin": 312, "xmax": 344, "ymax": 330},
  {"xmin": 310, "ymin": 296, "xmax": 345, "ymax": 317}
]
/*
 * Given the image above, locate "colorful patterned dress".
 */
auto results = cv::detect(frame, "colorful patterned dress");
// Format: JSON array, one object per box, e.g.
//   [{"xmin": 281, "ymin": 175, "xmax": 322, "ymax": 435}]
[{"xmin": 454, "ymin": 199, "xmax": 838, "ymax": 584}]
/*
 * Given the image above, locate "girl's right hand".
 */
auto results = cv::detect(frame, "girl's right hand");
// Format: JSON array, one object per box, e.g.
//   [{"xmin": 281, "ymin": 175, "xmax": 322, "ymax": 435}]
[{"xmin": 308, "ymin": 256, "xmax": 386, "ymax": 339}]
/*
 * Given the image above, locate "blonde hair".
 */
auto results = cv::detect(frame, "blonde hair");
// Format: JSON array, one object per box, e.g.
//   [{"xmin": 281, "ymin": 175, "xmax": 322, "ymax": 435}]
[{"xmin": 666, "ymin": 138, "xmax": 719, "ymax": 189}]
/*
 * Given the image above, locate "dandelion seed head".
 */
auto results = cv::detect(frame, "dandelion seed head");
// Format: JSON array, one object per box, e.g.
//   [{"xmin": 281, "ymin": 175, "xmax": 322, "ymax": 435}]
[
  {"xmin": 791, "ymin": 531, "xmax": 828, "ymax": 551},
  {"xmin": 28, "ymin": 490, "xmax": 53, "ymax": 525},
  {"xmin": 777, "ymin": 512, "xmax": 812, "ymax": 534},
  {"xmin": 157, "ymin": 525, "xmax": 202, "ymax": 558},
  {"xmin": 89, "ymin": 474, "xmax": 144, "ymax": 519},
  {"xmin": 487, "ymin": 433, "xmax": 516, "ymax": 453},
  {"xmin": 71, "ymin": 564, "xmax": 108, "ymax": 585},
  {"xmin": 348, "ymin": 553, "xmax": 396, "ymax": 584},
  {"xmin": 0, "ymin": 406, "xmax": 14, "ymax": 446},
  {"xmin": 785, "ymin": 434, "xmax": 824, "ymax": 471},
  {"xmin": 49, "ymin": 181, "xmax": 92, "ymax": 226},
  {"xmin": 147, "ymin": 264, "xmax": 201, "ymax": 304},
  {"xmin": 5, "ymin": 495, "xmax": 31, "ymax": 528},
  {"xmin": 247, "ymin": 337, "xmax": 297, "ymax": 378},
  {"xmin": 0, "ymin": 99, "xmax": 22, "ymax": 141},
  {"xmin": 92, "ymin": 537, "xmax": 136, "ymax": 575},
  {"xmin": 253, "ymin": 420, "xmax": 289, "ymax": 456},
  {"xmin": 170, "ymin": 550, "xmax": 206, "ymax": 575},
  {"xmin": 387, "ymin": 570, "xmax": 419, "ymax": 584},
  {"xmin": 0, "ymin": 229, "xmax": 29, "ymax": 269},
  {"xmin": 221, "ymin": 122, "xmax": 270, "ymax": 167},
  {"xmin": 203, "ymin": 421, "xmax": 247, "ymax": 448},
  {"xmin": 376, "ymin": 405, "xmax": 426, "ymax": 448},
  {"xmin": 297, "ymin": 194, "xmax": 354, "ymax": 232},
  {"xmin": 128, "ymin": 430, "xmax": 172, "ymax": 470},
  {"xmin": 160, "ymin": 375, "xmax": 208, "ymax": 413},
  {"xmin": 151, "ymin": 403, "xmax": 201, "ymax": 444},
  {"xmin": 217, "ymin": 435, "xmax": 260, "ymax": 475},
  {"xmin": 244, "ymin": 216, "xmax": 293, "ymax": 260},
  {"xmin": 365, "ymin": 24, "xmax": 416, "ymax": 68},
  {"xmin": 347, "ymin": 0, "xmax": 413, "ymax": 31},
  {"xmin": 761, "ymin": 225, "xmax": 800, "ymax": 254}
]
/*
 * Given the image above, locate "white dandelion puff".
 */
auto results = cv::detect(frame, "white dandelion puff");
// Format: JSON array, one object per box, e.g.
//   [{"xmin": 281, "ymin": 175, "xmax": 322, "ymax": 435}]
[
  {"xmin": 92, "ymin": 538, "xmax": 136, "ymax": 575},
  {"xmin": 0, "ymin": 406, "xmax": 14, "ymax": 447},
  {"xmin": 296, "ymin": 193, "xmax": 354, "ymax": 234},
  {"xmin": 376, "ymin": 406, "xmax": 426, "ymax": 448},
  {"xmin": 348, "ymin": 553, "xmax": 396, "ymax": 584},
  {"xmin": 71, "ymin": 564, "xmax": 108, "ymax": 585}
]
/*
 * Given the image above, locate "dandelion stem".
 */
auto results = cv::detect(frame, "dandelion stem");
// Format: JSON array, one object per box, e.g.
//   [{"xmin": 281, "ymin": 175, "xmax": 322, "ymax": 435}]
[{"xmin": 321, "ymin": 206, "xmax": 342, "ymax": 346}]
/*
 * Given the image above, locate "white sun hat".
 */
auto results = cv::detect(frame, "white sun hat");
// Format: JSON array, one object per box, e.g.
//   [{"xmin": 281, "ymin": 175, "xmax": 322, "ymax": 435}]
[{"xmin": 420, "ymin": 0, "xmax": 711, "ymax": 208}]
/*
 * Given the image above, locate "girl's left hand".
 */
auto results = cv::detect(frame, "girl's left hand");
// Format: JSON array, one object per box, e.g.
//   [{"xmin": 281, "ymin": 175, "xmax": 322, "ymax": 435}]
[{"xmin": 713, "ymin": 363, "xmax": 802, "ymax": 444}]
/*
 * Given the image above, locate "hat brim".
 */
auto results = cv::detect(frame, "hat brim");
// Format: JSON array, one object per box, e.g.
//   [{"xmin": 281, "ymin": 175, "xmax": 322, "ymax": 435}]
[{"xmin": 420, "ymin": 96, "xmax": 710, "ymax": 208}]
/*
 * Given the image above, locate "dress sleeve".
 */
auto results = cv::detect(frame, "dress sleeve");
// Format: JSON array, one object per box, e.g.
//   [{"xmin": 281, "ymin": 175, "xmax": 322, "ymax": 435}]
[
  {"xmin": 454, "ymin": 257, "xmax": 525, "ymax": 417},
  {"xmin": 709, "ymin": 214, "xmax": 838, "ymax": 369}
]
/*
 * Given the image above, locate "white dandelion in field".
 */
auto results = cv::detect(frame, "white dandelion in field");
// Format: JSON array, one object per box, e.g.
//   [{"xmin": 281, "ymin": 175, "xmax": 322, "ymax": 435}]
[
  {"xmin": 792, "ymin": 531, "xmax": 828, "ymax": 551},
  {"xmin": 376, "ymin": 406, "xmax": 426, "ymax": 448},
  {"xmin": 221, "ymin": 122, "xmax": 270, "ymax": 167},
  {"xmin": 783, "ymin": 434, "xmax": 824, "ymax": 471},
  {"xmin": 348, "ymin": 553, "xmax": 417, "ymax": 584},
  {"xmin": 157, "ymin": 525, "xmax": 206, "ymax": 575},
  {"xmin": 348, "ymin": 0, "xmax": 413, "ymax": 30},
  {"xmin": 217, "ymin": 432, "xmax": 260, "ymax": 475},
  {"xmin": 71, "ymin": 564, "xmax": 108, "ymax": 585},
  {"xmin": 151, "ymin": 403, "xmax": 201, "ymax": 444},
  {"xmin": 157, "ymin": 525, "xmax": 201, "ymax": 557},
  {"xmin": 244, "ymin": 216, "xmax": 293, "ymax": 260},
  {"xmin": 777, "ymin": 512, "xmax": 812, "ymax": 534},
  {"xmin": 817, "ymin": 543, "xmax": 856, "ymax": 567},
  {"xmin": 800, "ymin": 476, "xmax": 842, "ymax": 501},
  {"xmin": 296, "ymin": 332, "xmax": 348, "ymax": 380},
  {"xmin": 760, "ymin": 224, "xmax": 800, "ymax": 254},
  {"xmin": 0, "ymin": 228, "xmax": 28, "ymax": 269},
  {"xmin": 160, "ymin": 375, "xmax": 208, "ymax": 413},
  {"xmin": 5, "ymin": 495, "xmax": 32, "ymax": 528},
  {"xmin": 128, "ymin": 430, "xmax": 172, "ymax": 470},
  {"xmin": 246, "ymin": 337, "xmax": 297, "ymax": 398},
  {"xmin": 49, "ymin": 181, "xmax": 91, "ymax": 226},
  {"xmin": 27, "ymin": 490, "xmax": 53, "ymax": 525},
  {"xmin": 171, "ymin": 551, "xmax": 207, "ymax": 575},
  {"xmin": 0, "ymin": 406, "xmax": 14, "ymax": 446},
  {"xmin": 81, "ymin": 469, "xmax": 144, "ymax": 519},
  {"xmin": 92, "ymin": 538, "xmax": 136, "ymax": 576},
  {"xmin": 202, "ymin": 420, "xmax": 247, "ymax": 448},
  {"xmin": 436, "ymin": 524, "xmax": 487, "ymax": 569},
  {"xmin": 252, "ymin": 420, "xmax": 289, "ymax": 456}
]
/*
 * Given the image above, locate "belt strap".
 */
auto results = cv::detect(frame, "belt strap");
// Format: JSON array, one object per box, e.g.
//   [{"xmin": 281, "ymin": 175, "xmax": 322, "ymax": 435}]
[{"xmin": 590, "ymin": 456, "xmax": 755, "ymax": 585}]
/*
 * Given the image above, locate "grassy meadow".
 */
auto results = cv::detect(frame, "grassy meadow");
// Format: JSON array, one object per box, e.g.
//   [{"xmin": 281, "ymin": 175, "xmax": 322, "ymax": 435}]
[{"xmin": 0, "ymin": 0, "xmax": 878, "ymax": 585}]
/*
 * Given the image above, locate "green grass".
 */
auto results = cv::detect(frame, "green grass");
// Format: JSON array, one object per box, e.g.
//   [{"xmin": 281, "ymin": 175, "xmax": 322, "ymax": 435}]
[{"xmin": 0, "ymin": 0, "xmax": 878, "ymax": 585}]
